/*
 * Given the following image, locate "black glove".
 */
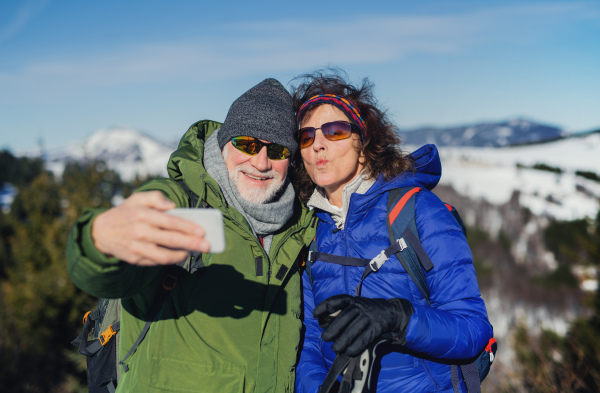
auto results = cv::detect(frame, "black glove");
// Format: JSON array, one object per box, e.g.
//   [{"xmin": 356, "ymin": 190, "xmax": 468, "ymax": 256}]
[{"xmin": 313, "ymin": 294, "xmax": 414, "ymax": 356}]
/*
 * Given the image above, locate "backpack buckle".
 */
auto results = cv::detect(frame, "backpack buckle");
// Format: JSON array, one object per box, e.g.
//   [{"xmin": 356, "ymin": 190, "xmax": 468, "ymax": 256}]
[
  {"xmin": 369, "ymin": 250, "xmax": 389, "ymax": 272},
  {"xmin": 397, "ymin": 238, "xmax": 407, "ymax": 251},
  {"xmin": 99, "ymin": 325, "xmax": 118, "ymax": 346}
]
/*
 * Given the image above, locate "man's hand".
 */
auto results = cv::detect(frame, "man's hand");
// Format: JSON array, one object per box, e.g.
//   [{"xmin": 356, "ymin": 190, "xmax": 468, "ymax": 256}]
[
  {"xmin": 313, "ymin": 294, "xmax": 414, "ymax": 356},
  {"xmin": 91, "ymin": 191, "xmax": 211, "ymax": 266}
]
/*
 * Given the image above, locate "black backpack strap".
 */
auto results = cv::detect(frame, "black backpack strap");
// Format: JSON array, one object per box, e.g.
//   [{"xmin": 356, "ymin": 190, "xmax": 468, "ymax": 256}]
[
  {"xmin": 454, "ymin": 337, "xmax": 497, "ymax": 392},
  {"xmin": 451, "ymin": 364, "xmax": 460, "ymax": 393},
  {"xmin": 354, "ymin": 239, "xmax": 408, "ymax": 297},
  {"xmin": 308, "ymin": 251, "xmax": 370, "ymax": 267},
  {"xmin": 445, "ymin": 203, "xmax": 467, "ymax": 237},
  {"xmin": 308, "ymin": 243, "xmax": 406, "ymax": 297},
  {"xmin": 106, "ymin": 381, "xmax": 117, "ymax": 393},
  {"xmin": 72, "ymin": 308, "xmax": 121, "ymax": 357},
  {"xmin": 305, "ymin": 239, "xmax": 317, "ymax": 285},
  {"xmin": 450, "ymin": 360, "xmax": 484, "ymax": 393},
  {"xmin": 306, "ymin": 207, "xmax": 418, "ymax": 297},
  {"xmin": 72, "ymin": 309, "xmax": 101, "ymax": 356},
  {"xmin": 459, "ymin": 362, "xmax": 481, "ymax": 393},
  {"xmin": 387, "ymin": 187, "xmax": 432, "ymax": 305},
  {"xmin": 118, "ymin": 265, "xmax": 187, "ymax": 373}
]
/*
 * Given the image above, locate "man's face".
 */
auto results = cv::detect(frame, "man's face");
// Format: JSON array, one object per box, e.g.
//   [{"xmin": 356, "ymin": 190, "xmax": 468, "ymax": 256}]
[{"xmin": 223, "ymin": 139, "xmax": 290, "ymax": 204}]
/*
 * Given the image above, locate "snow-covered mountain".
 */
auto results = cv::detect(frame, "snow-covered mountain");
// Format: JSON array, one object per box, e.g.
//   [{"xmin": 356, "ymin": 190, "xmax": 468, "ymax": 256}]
[
  {"xmin": 45, "ymin": 126, "xmax": 176, "ymax": 181},
  {"xmin": 429, "ymin": 130, "xmax": 600, "ymax": 222},
  {"xmin": 399, "ymin": 118, "xmax": 568, "ymax": 147},
  {"xmin": 46, "ymin": 125, "xmax": 600, "ymax": 222}
]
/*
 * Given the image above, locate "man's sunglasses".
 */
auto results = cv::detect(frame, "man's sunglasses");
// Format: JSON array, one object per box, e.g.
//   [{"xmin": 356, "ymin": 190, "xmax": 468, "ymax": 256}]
[
  {"xmin": 297, "ymin": 121, "xmax": 355, "ymax": 149},
  {"xmin": 231, "ymin": 136, "xmax": 291, "ymax": 160}
]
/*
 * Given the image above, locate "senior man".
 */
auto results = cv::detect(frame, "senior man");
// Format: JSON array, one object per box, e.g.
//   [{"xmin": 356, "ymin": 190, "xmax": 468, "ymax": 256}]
[{"xmin": 67, "ymin": 78, "xmax": 315, "ymax": 393}]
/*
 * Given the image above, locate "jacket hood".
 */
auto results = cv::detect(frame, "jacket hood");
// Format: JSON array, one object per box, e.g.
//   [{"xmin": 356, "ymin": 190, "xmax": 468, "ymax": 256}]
[
  {"xmin": 404, "ymin": 143, "xmax": 442, "ymax": 190},
  {"xmin": 370, "ymin": 143, "xmax": 442, "ymax": 196},
  {"xmin": 166, "ymin": 120, "xmax": 225, "ymax": 207}
]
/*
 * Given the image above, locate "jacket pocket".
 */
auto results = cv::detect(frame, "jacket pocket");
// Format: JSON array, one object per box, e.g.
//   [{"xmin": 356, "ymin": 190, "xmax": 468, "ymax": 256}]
[{"xmin": 149, "ymin": 355, "xmax": 245, "ymax": 392}]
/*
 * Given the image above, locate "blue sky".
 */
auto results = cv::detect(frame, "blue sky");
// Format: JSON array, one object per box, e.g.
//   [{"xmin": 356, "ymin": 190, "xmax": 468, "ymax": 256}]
[{"xmin": 1, "ymin": 0, "xmax": 599, "ymax": 152}]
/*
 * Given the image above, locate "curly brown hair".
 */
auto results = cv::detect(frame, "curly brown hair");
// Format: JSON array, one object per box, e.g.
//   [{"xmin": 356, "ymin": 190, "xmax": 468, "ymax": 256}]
[{"xmin": 289, "ymin": 68, "xmax": 413, "ymax": 203}]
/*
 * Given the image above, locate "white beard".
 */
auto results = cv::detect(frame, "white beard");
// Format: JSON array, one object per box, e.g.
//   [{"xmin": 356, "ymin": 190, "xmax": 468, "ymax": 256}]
[{"xmin": 229, "ymin": 164, "xmax": 285, "ymax": 204}]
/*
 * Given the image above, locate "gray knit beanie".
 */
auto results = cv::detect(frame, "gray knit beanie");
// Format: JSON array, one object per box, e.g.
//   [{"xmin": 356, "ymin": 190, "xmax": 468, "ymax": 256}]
[{"xmin": 217, "ymin": 78, "xmax": 297, "ymax": 154}]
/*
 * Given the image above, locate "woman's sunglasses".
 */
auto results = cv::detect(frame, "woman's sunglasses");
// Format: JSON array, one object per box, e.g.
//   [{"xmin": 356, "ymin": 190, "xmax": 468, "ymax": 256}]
[
  {"xmin": 231, "ymin": 136, "xmax": 291, "ymax": 160},
  {"xmin": 297, "ymin": 121, "xmax": 355, "ymax": 149}
]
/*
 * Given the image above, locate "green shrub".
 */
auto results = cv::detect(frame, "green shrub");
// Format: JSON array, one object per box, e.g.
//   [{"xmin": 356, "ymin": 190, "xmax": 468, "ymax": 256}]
[{"xmin": 575, "ymin": 170, "xmax": 600, "ymax": 182}]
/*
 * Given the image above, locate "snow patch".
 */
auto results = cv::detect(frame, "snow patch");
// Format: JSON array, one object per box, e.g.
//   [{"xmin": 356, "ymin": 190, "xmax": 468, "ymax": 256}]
[{"xmin": 407, "ymin": 132, "xmax": 600, "ymax": 221}]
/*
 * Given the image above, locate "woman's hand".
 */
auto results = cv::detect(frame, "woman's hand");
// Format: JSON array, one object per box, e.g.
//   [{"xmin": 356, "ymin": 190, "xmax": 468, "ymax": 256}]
[{"xmin": 313, "ymin": 294, "xmax": 414, "ymax": 356}]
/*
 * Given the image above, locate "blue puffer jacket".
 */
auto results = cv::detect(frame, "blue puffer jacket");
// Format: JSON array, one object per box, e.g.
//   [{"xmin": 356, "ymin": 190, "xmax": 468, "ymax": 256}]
[{"xmin": 296, "ymin": 145, "xmax": 493, "ymax": 393}]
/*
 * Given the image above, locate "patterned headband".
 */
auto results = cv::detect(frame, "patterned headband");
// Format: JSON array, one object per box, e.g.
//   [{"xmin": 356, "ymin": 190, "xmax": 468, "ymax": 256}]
[{"xmin": 297, "ymin": 94, "xmax": 367, "ymax": 142}]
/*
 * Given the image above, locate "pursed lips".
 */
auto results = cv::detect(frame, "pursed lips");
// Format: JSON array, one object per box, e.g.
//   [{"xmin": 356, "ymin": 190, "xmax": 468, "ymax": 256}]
[{"xmin": 315, "ymin": 158, "xmax": 329, "ymax": 168}]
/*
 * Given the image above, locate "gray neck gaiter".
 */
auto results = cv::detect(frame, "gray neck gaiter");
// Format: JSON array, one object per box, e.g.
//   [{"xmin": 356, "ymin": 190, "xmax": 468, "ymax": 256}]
[{"xmin": 203, "ymin": 129, "xmax": 295, "ymax": 244}]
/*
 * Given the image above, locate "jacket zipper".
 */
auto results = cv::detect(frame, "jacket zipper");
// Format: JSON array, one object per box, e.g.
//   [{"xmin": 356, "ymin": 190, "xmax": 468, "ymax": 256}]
[{"xmin": 268, "ymin": 218, "xmax": 311, "ymax": 279}]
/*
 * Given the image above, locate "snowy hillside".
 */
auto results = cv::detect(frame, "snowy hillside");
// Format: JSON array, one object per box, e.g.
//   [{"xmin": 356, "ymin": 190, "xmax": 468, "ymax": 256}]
[
  {"xmin": 405, "ymin": 131, "xmax": 600, "ymax": 221},
  {"xmin": 43, "ymin": 125, "xmax": 600, "ymax": 222},
  {"xmin": 45, "ymin": 127, "xmax": 175, "ymax": 181}
]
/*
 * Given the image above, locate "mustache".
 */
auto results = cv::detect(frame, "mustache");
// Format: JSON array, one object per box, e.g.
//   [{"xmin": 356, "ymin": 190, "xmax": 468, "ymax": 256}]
[{"xmin": 235, "ymin": 164, "xmax": 277, "ymax": 179}]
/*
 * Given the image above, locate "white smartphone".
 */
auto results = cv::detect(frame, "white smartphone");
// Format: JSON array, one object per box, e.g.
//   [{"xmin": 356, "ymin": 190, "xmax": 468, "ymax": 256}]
[{"xmin": 166, "ymin": 208, "xmax": 226, "ymax": 253}]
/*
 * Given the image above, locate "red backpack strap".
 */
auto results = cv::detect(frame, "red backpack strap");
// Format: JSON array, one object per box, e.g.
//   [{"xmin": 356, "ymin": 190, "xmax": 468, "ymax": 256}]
[
  {"xmin": 388, "ymin": 187, "xmax": 421, "ymax": 225},
  {"xmin": 386, "ymin": 187, "xmax": 432, "ymax": 304}
]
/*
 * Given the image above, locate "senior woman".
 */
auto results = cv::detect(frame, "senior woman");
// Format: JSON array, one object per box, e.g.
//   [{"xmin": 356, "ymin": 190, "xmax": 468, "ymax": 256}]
[{"xmin": 291, "ymin": 70, "xmax": 493, "ymax": 393}]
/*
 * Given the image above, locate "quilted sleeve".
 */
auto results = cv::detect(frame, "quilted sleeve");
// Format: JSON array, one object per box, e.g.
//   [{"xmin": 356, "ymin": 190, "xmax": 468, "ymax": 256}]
[{"xmin": 403, "ymin": 190, "xmax": 493, "ymax": 359}]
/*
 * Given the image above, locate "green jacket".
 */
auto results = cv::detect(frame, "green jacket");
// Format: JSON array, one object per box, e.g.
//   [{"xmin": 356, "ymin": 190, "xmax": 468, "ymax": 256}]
[{"xmin": 67, "ymin": 120, "xmax": 316, "ymax": 393}]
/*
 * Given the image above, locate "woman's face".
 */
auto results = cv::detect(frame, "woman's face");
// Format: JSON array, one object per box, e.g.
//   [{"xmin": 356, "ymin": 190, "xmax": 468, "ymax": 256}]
[{"xmin": 300, "ymin": 104, "xmax": 364, "ymax": 207}]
